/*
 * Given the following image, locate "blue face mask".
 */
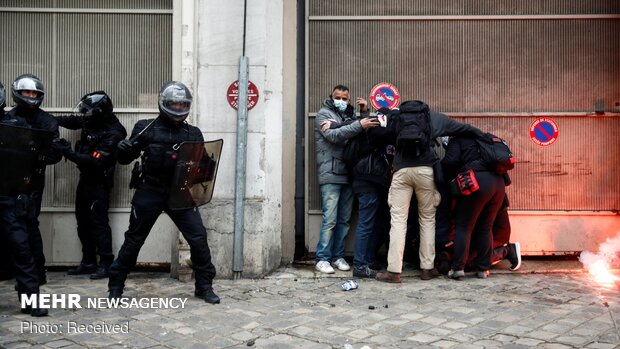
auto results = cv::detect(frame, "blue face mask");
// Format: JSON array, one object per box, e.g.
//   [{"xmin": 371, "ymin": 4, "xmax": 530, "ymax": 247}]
[{"xmin": 333, "ymin": 99, "xmax": 347, "ymax": 112}]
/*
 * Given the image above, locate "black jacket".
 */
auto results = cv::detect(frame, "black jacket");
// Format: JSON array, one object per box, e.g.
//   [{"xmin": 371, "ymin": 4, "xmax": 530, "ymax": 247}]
[
  {"xmin": 391, "ymin": 101, "xmax": 483, "ymax": 173},
  {"xmin": 56, "ymin": 114, "xmax": 127, "ymax": 180},
  {"xmin": 441, "ymin": 136, "xmax": 483, "ymax": 181},
  {"xmin": 351, "ymin": 122, "xmax": 395, "ymax": 193},
  {"xmin": 6, "ymin": 106, "xmax": 62, "ymax": 191},
  {"xmin": 119, "ymin": 116, "xmax": 204, "ymax": 184}
]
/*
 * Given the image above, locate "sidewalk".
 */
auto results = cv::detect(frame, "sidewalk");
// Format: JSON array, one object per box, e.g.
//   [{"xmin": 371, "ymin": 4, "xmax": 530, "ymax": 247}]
[{"xmin": 1, "ymin": 260, "xmax": 618, "ymax": 349}]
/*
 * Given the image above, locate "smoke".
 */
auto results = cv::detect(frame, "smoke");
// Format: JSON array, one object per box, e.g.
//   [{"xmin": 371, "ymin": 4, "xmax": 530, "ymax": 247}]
[
  {"xmin": 579, "ymin": 232, "xmax": 620, "ymax": 286},
  {"xmin": 579, "ymin": 232, "xmax": 620, "ymax": 269}
]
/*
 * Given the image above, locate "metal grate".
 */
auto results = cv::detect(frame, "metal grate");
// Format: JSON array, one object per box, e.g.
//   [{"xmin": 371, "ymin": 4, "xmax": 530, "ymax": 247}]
[
  {"xmin": 309, "ymin": 0, "xmax": 620, "ymax": 16},
  {"xmin": 1, "ymin": 5, "xmax": 171, "ymax": 209},
  {"xmin": 1, "ymin": 1, "xmax": 172, "ymax": 10},
  {"xmin": 307, "ymin": 1, "xmax": 620, "ymax": 212}
]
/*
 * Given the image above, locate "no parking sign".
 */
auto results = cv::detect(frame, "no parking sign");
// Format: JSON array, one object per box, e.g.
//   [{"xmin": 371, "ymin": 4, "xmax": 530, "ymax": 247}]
[
  {"xmin": 530, "ymin": 117, "xmax": 559, "ymax": 146},
  {"xmin": 369, "ymin": 82, "xmax": 400, "ymax": 110}
]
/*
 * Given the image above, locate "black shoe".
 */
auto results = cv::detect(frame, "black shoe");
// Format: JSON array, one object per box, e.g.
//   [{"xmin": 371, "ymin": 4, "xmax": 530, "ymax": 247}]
[
  {"xmin": 38, "ymin": 274, "xmax": 47, "ymax": 286},
  {"xmin": 67, "ymin": 263, "xmax": 98, "ymax": 275},
  {"xmin": 30, "ymin": 307, "xmax": 48, "ymax": 317},
  {"xmin": 108, "ymin": 289, "xmax": 123, "ymax": 300},
  {"xmin": 353, "ymin": 265, "xmax": 378, "ymax": 278},
  {"xmin": 90, "ymin": 265, "xmax": 110, "ymax": 280},
  {"xmin": 195, "ymin": 287, "xmax": 220, "ymax": 304},
  {"xmin": 20, "ymin": 306, "xmax": 48, "ymax": 317},
  {"xmin": 507, "ymin": 242, "xmax": 522, "ymax": 271}
]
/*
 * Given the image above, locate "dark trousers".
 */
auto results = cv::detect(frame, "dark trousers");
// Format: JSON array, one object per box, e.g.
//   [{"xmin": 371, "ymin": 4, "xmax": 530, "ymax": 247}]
[
  {"xmin": 108, "ymin": 183, "xmax": 216, "ymax": 292},
  {"xmin": 451, "ymin": 171, "xmax": 505, "ymax": 271},
  {"xmin": 492, "ymin": 196, "xmax": 511, "ymax": 248},
  {"xmin": 353, "ymin": 190, "xmax": 388, "ymax": 268},
  {"xmin": 0, "ymin": 196, "xmax": 40, "ymax": 295},
  {"xmin": 26, "ymin": 190, "xmax": 46, "ymax": 283},
  {"xmin": 75, "ymin": 178, "xmax": 113, "ymax": 266}
]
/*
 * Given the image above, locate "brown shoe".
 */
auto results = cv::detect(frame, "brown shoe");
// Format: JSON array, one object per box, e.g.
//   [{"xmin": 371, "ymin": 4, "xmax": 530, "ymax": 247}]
[
  {"xmin": 376, "ymin": 271, "xmax": 401, "ymax": 283},
  {"xmin": 420, "ymin": 268, "xmax": 439, "ymax": 280}
]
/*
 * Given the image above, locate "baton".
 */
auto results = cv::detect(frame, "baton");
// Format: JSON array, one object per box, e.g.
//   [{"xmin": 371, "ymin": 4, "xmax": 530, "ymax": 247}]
[{"xmin": 128, "ymin": 117, "xmax": 159, "ymax": 144}]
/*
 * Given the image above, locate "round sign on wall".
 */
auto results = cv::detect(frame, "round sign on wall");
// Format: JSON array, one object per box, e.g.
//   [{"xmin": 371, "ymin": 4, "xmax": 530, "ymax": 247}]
[
  {"xmin": 530, "ymin": 117, "xmax": 559, "ymax": 146},
  {"xmin": 227, "ymin": 80, "xmax": 259, "ymax": 110},
  {"xmin": 369, "ymin": 82, "xmax": 400, "ymax": 110}
]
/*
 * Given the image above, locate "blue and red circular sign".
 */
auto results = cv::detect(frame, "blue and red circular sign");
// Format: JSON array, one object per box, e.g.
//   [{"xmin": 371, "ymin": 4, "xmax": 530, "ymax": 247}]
[
  {"xmin": 369, "ymin": 82, "xmax": 400, "ymax": 110},
  {"xmin": 530, "ymin": 117, "xmax": 559, "ymax": 146}
]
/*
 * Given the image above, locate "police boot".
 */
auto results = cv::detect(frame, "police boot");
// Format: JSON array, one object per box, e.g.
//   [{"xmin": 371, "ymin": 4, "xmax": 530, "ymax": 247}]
[
  {"xmin": 67, "ymin": 263, "xmax": 98, "ymax": 275},
  {"xmin": 90, "ymin": 265, "xmax": 110, "ymax": 280},
  {"xmin": 195, "ymin": 287, "xmax": 220, "ymax": 304},
  {"xmin": 108, "ymin": 288, "xmax": 123, "ymax": 300},
  {"xmin": 107, "ymin": 270, "xmax": 125, "ymax": 299},
  {"xmin": 19, "ymin": 293, "xmax": 49, "ymax": 317}
]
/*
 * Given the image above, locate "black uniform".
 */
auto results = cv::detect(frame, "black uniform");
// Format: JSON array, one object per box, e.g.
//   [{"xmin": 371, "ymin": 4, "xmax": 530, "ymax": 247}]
[
  {"xmin": 6, "ymin": 106, "xmax": 62, "ymax": 285},
  {"xmin": 56, "ymin": 114, "xmax": 127, "ymax": 271},
  {"xmin": 108, "ymin": 117, "xmax": 217, "ymax": 296},
  {"xmin": 441, "ymin": 136, "xmax": 505, "ymax": 273},
  {"xmin": 0, "ymin": 109, "xmax": 55, "ymax": 316}
]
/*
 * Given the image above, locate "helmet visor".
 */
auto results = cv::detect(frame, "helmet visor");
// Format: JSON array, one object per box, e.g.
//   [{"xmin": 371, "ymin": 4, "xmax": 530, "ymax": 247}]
[
  {"xmin": 13, "ymin": 77, "xmax": 44, "ymax": 95},
  {"xmin": 159, "ymin": 84, "xmax": 192, "ymax": 117}
]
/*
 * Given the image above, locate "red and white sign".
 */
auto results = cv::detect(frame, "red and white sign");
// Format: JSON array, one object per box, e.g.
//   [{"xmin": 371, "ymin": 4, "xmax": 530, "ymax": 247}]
[
  {"xmin": 369, "ymin": 82, "xmax": 400, "ymax": 110},
  {"xmin": 227, "ymin": 80, "xmax": 259, "ymax": 110},
  {"xmin": 530, "ymin": 117, "xmax": 559, "ymax": 146}
]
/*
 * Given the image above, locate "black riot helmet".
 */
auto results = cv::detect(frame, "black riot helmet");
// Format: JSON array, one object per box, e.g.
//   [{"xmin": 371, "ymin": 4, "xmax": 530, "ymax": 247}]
[
  {"xmin": 12, "ymin": 74, "xmax": 45, "ymax": 108},
  {"xmin": 0, "ymin": 82, "xmax": 5, "ymax": 109},
  {"xmin": 77, "ymin": 91, "xmax": 114, "ymax": 124},
  {"xmin": 158, "ymin": 81, "xmax": 192, "ymax": 123}
]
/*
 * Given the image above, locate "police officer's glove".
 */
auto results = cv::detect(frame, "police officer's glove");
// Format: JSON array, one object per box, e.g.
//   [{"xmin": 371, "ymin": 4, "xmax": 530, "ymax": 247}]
[{"xmin": 117, "ymin": 139, "xmax": 137, "ymax": 152}]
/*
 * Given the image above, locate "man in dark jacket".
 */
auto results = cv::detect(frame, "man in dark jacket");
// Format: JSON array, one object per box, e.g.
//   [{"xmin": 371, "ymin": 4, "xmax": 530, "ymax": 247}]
[
  {"xmin": 6, "ymin": 74, "xmax": 63, "ymax": 286},
  {"xmin": 56, "ymin": 91, "xmax": 127, "ymax": 279},
  {"xmin": 108, "ymin": 81, "xmax": 219, "ymax": 304},
  {"xmin": 323, "ymin": 107, "xmax": 394, "ymax": 277},
  {"xmin": 441, "ymin": 136, "xmax": 506, "ymax": 279},
  {"xmin": 376, "ymin": 100, "xmax": 482, "ymax": 283},
  {"xmin": 314, "ymin": 85, "xmax": 379, "ymax": 274}
]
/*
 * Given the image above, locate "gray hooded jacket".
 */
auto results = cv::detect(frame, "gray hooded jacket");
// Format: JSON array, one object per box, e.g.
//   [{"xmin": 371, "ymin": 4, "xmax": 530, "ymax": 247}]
[{"xmin": 315, "ymin": 98, "xmax": 369, "ymax": 185}]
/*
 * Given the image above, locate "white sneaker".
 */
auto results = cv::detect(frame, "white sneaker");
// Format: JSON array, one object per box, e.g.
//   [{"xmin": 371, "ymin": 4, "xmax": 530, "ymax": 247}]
[
  {"xmin": 315, "ymin": 261, "xmax": 335, "ymax": 274},
  {"xmin": 331, "ymin": 258, "xmax": 351, "ymax": 271}
]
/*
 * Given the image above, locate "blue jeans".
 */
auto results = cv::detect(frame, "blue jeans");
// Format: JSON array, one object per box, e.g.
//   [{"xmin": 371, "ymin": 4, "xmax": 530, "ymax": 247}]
[
  {"xmin": 316, "ymin": 184, "xmax": 354, "ymax": 262},
  {"xmin": 353, "ymin": 191, "xmax": 383, "ymax": 268}
]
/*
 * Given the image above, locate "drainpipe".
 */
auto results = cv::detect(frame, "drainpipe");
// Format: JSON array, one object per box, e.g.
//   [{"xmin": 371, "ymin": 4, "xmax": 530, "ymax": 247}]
[
  {"xmin": 294, "ymin": 0, "xmax": 306, "ymax": 259},
  {"xmin": 233, "ymin": 0, "xmax": 249, "ymax": 280}
]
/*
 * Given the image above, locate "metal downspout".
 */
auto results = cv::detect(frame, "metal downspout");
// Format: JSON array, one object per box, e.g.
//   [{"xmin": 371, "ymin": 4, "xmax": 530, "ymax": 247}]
[
  {"xmin": 294, "ymin": 0, "xmax": 306, "ymax": 259},
  {"xmin": 233, "ymin": 0, "xmax": 249, "ymax": 279}
]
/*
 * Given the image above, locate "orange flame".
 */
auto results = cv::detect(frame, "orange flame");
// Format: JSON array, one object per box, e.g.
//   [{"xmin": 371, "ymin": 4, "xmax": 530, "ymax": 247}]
[{"xmin": 587, "ymin": 259, "xmax": 619, "ymax": 287}]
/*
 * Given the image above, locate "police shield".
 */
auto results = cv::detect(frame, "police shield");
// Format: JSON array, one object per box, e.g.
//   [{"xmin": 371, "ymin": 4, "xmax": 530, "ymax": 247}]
[
  {"xmin": 0, "ymin": 123, "xmax": 54, "ymax": 196},
  {"xmin": 168, "ymin": 140, "xmax": 223, "ymax": 210}
]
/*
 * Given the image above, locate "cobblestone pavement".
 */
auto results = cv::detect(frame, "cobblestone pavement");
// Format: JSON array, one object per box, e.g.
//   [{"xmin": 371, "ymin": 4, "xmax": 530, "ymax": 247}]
[{"xmin": 1, "ymin": 262, "xmax": 619, "ymax": 349}]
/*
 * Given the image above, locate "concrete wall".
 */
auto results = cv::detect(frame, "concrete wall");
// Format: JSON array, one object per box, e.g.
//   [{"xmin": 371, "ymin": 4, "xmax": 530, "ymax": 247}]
[{"xmin": 189, "ymin": 0, "xmax": 290, "ymax": 277}]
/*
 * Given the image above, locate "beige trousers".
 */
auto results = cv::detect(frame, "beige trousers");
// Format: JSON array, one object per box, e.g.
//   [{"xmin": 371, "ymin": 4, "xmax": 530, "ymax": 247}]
[{"xmin": 387, "ymin": 166, "xmax": 441, "ymax": 272}]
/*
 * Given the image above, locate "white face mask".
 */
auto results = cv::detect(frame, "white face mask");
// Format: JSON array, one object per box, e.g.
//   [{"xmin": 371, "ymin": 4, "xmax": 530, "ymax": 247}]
[{"xmin": 333, "ymin": 99, "xmax": 347, "ymax": 112}]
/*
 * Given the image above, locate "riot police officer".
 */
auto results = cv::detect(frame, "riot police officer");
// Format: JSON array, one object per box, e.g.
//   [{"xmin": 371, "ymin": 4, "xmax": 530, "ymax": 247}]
[
  {"xmin": 0, "ymin": 81, "xmax": 50, "ymax": 316},
  {"xmin": 6, "ymin": 74, "xmax": 63, "ymax": 286},
  {"xmin": 56, "ymin": 91, "xmax": 127, "ymax": 279},
  {"xmin": 108, "ymin": 81, "xmax": 219, "ymax": 304}
]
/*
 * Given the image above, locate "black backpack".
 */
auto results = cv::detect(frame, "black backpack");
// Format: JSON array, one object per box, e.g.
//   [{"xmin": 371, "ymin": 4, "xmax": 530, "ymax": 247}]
[
  {"xmin": 475, "ymin": 133, "xmax": 515, "ymax": 174},
  {"xmin": 395, "ymin": 102, "xmax": 431, "ymax": 156}
]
